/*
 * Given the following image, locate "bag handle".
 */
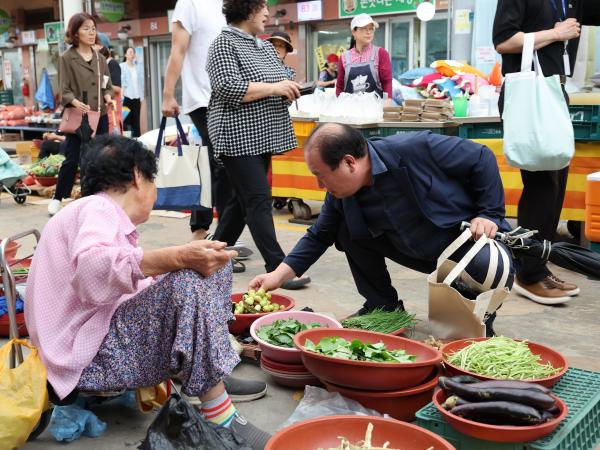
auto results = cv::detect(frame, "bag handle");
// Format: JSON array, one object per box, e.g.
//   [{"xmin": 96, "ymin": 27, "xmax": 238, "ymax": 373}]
[
  {"xmin": 481, "ymin": 238, "xmax": 499, "ymax": 291},
  {"xmin": 437, "ymin": 228, "xmax": 473, "ymax": 269},
  {"xmin": 442, "ymin": 234, "xmax": 489, "ymax": 286},
  {"xmin": 95, "ymin": 49, "xmax": 101, "ymax": 113},
  {"xmin": 155, "ymin": 116, "xmax": 189, "ymax": 157},
  {"xmin": 521, "ymin": 33, "xmax": 535, "ymax": 73}
]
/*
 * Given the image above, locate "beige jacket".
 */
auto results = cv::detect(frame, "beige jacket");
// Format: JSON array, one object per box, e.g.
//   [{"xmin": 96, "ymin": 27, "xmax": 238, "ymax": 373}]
[{"xmin": 59, "ymin": 47, "xmax": 113, "ymax": 115}]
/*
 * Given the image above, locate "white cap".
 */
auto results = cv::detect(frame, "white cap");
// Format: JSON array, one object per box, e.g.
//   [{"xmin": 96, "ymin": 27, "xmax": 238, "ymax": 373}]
[{"xmin": 350, "ymin": 13, "xmax": 379, "ymax": 30}]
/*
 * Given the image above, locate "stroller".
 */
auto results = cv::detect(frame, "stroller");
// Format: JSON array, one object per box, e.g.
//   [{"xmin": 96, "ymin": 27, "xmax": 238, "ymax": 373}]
[{"xmin": 0, "ymin": 147, "xmax": 30, "ymax": 205}]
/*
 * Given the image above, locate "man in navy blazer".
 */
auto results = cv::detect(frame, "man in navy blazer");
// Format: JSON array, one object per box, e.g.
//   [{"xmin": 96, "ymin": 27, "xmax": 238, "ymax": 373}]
[{"xmin": 250, "ymin": 123, "xmax": 514, "ymax": 330}]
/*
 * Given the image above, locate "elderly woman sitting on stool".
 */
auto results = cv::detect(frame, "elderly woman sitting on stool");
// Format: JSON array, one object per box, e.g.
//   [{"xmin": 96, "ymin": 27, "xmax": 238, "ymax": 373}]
[{"xmin": 25, "ymin": 135, "xmax": 271, "ymax": 449}]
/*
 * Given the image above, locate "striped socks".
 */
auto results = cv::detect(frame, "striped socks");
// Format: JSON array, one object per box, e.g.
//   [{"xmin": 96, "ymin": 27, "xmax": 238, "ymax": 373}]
[{"xmin": 200, "ymin": 391, "xmax": 237, "ymax": 428}]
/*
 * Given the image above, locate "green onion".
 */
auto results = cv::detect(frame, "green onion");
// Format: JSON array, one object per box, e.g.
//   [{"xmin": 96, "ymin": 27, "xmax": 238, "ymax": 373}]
[
  {"xmin": 341, "ymin": 308, "xmax": 417, "ymax": 334},
  {"xmin": 446, "ymin": 336, "xmax": 561, "ymax": 380}
]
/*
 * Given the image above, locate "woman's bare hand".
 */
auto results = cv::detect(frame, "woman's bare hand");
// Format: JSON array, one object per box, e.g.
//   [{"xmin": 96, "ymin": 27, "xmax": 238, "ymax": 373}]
[
  {"xmin": 180, "ymin": 240, "xmax": 238, "ymax": 277},
  {"xmin": 272, "ymin": 80, "xmax": 301, "ymax": 101},
  {"xmin": 554, "ymin": 18, "xmax": 581, "ymax": 41},
  {"xmin": 72, "ymin": 99, "xmax": 91, "ymax": 114}
]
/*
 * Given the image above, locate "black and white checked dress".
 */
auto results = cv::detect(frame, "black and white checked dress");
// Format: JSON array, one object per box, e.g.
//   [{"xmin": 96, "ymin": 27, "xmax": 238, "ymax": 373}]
[{"xmin": 206, "ymin": 26, "xmax": 297, "ymax": 159}]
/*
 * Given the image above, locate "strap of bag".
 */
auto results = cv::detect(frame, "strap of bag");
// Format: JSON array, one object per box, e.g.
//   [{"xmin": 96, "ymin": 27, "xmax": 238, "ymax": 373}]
[
  {"xmin": 481, "ymin": 239, "xmax": 499, "ymax": 291},
  {"xmin": 521, "ymin": 33, "xmax": 535, "ymax": 73},
  {"xmin": 437, "ymin": 228, "xmax": 473, "ymax": 269},
  {"xmin": 95, "ymin": 50, "xmax": 101, "ymax": 113},
  {"xmin": 495, "ymin": 240, "xmax": 511, "ymax": 289},
  {"xmin": 442, "ymin": 234, "xmax": 489, "ymax": 286},
  {"xmin": 533, "ymin": 51, "xmax": 545, "ymax": 77},
  {"xmin": 155, "ymin": 116, "xmax": 189, "ymax": 157}
]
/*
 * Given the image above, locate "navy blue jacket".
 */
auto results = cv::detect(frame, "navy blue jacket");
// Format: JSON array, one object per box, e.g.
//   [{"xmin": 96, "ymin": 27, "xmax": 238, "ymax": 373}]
[{"xmin": 283, "ymin": 131, "xmax": 509, "ymax": 276}]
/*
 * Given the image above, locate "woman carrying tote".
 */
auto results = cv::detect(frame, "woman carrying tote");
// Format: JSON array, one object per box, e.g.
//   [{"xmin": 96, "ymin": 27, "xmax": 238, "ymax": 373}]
[{"xmin": 49, "ymin": 13, "xmax": 113, "ymax": 216}]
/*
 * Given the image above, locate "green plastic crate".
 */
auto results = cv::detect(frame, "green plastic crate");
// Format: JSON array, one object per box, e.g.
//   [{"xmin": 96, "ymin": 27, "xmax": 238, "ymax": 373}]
[
  {"xmin": 458, "ymin": 122, "xmax": 504, "ymax": 139},
  {"xmin": 381, "ymin": 126, "xmax": 459, "ymax": 137},
  {"xmin": 415, "ymin": 367, "xmax": 600, "ymax": 450},
  {"xmin": 358, "ymin": 127, "xmax": 383, "ymax": 138},
  {"xmin": 570, "ymin": 105, "xmax": 600, "ymax": 141}
]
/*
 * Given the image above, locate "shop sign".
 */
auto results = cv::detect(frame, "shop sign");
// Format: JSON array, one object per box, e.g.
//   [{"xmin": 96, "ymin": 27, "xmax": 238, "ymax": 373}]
[
  {"xmin": 22, "ymin": 30, "xmax": 36, "ymax": 45},
  {"xmin": 94, "ymin": 0, "xmax": 125, "ymax": 23},
  {"xmin": 3, "ymin": 59, "xmax": 12, "ymax": 89},
  {"xmin": 0, "ymin": 9, "xmax": 11, "ymax": 34},
  {"xmin": 298, "ymin": 1, "xmax": 322, "ymax": 22},
  {"xmin": 339, "ymin": 0, "xmax": 434, "ymax": 18},
  {"xmin": 44, "ymin": 22, "xmax": 64, "ymax": 45}
]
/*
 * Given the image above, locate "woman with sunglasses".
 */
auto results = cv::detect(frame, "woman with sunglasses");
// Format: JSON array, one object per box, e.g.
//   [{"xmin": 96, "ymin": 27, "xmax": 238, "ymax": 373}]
[{"xmin": 336, "ymin": 13, "xmax": 392, "ymax": 100}]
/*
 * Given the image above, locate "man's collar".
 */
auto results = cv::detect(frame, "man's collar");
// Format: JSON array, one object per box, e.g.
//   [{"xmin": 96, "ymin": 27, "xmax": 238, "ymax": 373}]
[{"xmin": 367, "ymin": 142, "xmax": 387, "ymax": 176}]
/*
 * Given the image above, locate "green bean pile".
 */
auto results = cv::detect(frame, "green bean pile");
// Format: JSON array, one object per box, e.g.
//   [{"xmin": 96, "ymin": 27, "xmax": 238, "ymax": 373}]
[{"xmin": 446, "ymin": 336, "xmax": 561, "ymax": 380}]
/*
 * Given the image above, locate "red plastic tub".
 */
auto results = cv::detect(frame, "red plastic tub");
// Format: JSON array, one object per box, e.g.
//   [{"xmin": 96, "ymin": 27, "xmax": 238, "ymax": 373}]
[
  {"xmin": 0, "ymin": 312, "xmax": 29, "ymax": 337},
  {"xmin": 294, "ymin": 328, "xmax": 441, "ymax": 391},
  {"xmin": 433, "ymin": 388, "xmax": 568, "ymax": 443},
  {"xmin": 323, "ymin": 365, "xmax": 442, "ymax": 421},
  {"xmin": 228, "ymin": 293, "xmax": 294, "ymax": 335},
  {"xmin": 441, "ymin": 337, "xmax": 568, "ymax": 388},
  {"xmin": 265, "ymin": 415, "xmax": 456, "ymax": 450}
]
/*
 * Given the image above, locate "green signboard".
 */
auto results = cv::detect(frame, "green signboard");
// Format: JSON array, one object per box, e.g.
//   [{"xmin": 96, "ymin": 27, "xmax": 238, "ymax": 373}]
[
  {"xmin": 339, "ymin": 0, "xmax": 433, "ymax": 18},
  {"xmin": 94, "ymin": 0, "xmax": 125, "ymax": 23},
  {"xmin": 44, "ymin": 21, "xmax": 64, "ymax": 44},
  {"xmin": 0, "ymin": 9, "xmax": 11, "ymax": 34}
]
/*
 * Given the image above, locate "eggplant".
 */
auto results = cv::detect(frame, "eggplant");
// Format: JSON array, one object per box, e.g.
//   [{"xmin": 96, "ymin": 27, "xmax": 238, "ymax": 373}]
[
  {"xmin": 442, "ymin": 378, "xmax": 556, "ymax": 409},
  {"xmin": 546, "ymin": 405, "xmax": 560, "ymax": 415},
  {"xmin": 469, "ymin": 380, "xmax": 550, "ymax": 394},
  {"xmin": 442, "ymin": 395, "xmax": 470, "ymax": 410},
  {"xmin": 541, "ymin": 410, "xmax": 557, "ymax": 422},
  {"xmin": 449, "ymin": 375, "xmax": 481, "ymax": 384},
  {"xmin": 450, "ymin": 401, "xmax": 544, "ymax": 425}
]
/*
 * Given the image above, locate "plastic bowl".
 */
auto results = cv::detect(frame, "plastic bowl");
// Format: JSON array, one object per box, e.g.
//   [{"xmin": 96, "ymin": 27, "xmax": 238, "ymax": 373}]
[
  {"xmin": 250, "ymin": 311, "xmax": 342, "ymax": 363},
  {"xmin": 265, "ymin": 415, "xmax": 456, "ymax": 450},
  {"xmin": 34, "ymin": 176, "xmax": 58, "ymax": 187},
  {"xmin": 0, "ymin": 312, "xmax": 28, "ymax": 338},
  {"xmin": 323, "ymin": 365, "xmax": 442, "ymax": 421},
  {"xmin": 441, "ymin": 337, "xmax": 568, "ymax": 388},
  {"xmin": 260, "ymin": 358, "xmax": 322, "ymax": 388},
  {"xmin": 294, "ymin": 328, "xmax": 442, "ymax": 391},
  {"xmin": 432, "ymin": 389, "xmax": 568, "ymax": 442},
  {"xmin": 228, "ymin": 293, "xmax": 295, "ymax": 335}
]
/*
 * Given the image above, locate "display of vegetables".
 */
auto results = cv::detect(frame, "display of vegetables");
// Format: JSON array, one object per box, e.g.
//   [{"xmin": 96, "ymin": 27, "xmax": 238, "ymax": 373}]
[
  {"xmin": 304, "ymin": 337, "xmax": 416, "ymax": 363},
  {"xmin": 341, "ymin": 308, "xmax": 417, "ymax": 334},
  {"xmin": 233, "ymin": 289, "xmax": 281, "ymax": 314},
  {"xmin": 29, "ymin": 154, "xmax": 65, "ymax": 177},
  {"xmin": 446, "ymin": 337, "xmax": 561, "ymax": 380},
  {"xmin": 257, "ymin": 318, "xmax": 325, "ymax": 348},
  {"xmin": 439, "ymin": 376, "xmax": 561, "ymax": 426}
]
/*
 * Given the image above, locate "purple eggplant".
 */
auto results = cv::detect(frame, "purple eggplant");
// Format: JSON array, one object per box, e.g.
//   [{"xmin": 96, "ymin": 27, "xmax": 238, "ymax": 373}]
[
  {"xmin": 442, "ymin": 378, "xmax": 556, "ymax": 409},
  {"xmin": 441, "ymin": 395, "xmax": 470, "ymax": 410},
  {"xmin": 450, "ymin": 401, "xmax": 544, "ymax": 425},
  {"xmin": 469, "ymin": 380, "xmax": 550, "ymax": 394}
]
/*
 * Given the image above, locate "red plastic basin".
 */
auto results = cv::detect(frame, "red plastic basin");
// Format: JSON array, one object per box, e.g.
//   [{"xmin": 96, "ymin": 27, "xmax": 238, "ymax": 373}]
[
  {"xmin": 294, "ymin": 328, "xmax": 441, "ymax": 391},
  {"xmin": 34, "ymin": 176, "xmax": 58, "ymax": 187},
  {"xmin": 323, "ymin": 365, "xmax": 442, "ymax": 421},
  {"xmin": 0, "ymin": 312, "xmax": 29, "ymax": 338},
  {"xmin": 441, "ymin": 337, "xmax": 568, "ymax": 388},
  {"xmin": 266, "ymin": 415, "xmax": 456, "ymax": 450},
  {"xmin": 433, "ymin": 389, "xmax": 568, "ymax": 443},
  {"xmin": 228, "ymin": 293, "xmax": 294, "ymax": 335}
]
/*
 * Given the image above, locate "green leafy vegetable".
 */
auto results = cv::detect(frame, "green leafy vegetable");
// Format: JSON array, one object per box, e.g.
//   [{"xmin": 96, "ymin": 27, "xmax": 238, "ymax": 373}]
[
  {"xmin": 446, "ymin": 336, "xmax": 561, "ymax": 380},
  {"xmin": 29, "ymin": 154, "xmax": 65, "ymax": 177},
  {"xmin": 256, "ymin": 318, "xmax": 324, "ymax": 348},
  {"xmin": 341, "ymin": 308, "xmax": 417, "ymax": 334},
  {"xmin": 304, "ymin": 337, "xmax": 416, "ymax": 363}
]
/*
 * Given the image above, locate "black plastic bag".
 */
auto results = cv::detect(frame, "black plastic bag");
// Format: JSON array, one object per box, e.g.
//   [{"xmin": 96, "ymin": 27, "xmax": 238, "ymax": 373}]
[{"xmin": 138, "ymin": 394, "xmax": 251, "ymax": 450}]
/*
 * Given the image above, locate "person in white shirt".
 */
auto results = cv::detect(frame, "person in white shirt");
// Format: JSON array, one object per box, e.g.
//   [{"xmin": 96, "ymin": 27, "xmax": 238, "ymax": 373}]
[
  {"xmin": 120, "ymin": 47, "xmax": 144, "ymax": 137},
  {"xmin": 160, "ymin": 0, "xmax": 268, "ymax": 414},
  {"xmin": 162, "ymin": 0, "xmax": 235, "ymax": 245}
]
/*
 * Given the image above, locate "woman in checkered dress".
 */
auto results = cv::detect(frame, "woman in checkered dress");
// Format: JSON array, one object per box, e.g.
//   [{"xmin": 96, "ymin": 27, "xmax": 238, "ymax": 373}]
[{"xmin": 207, "ymin": 0, "xmax": 311, "ymax": 288}]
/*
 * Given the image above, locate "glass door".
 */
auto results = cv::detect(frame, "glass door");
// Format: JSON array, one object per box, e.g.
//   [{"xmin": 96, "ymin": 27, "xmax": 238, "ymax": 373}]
[
  {"xmin": 420, "ymin": 17, "xmax": 448, "ymax": 67},
  {"xmin": 1, "ymin": 49, "xmax": 24, "ymax": 105},
  {"xmin": 148, "ymin": 38, "xmax": 185, "ymax": 130},
  {"xmin": 390, "ymin": 19, "xmax": 413, "ymax": 79}
]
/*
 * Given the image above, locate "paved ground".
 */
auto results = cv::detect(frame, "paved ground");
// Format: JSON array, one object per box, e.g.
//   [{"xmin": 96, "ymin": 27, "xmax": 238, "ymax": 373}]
[{"xmin": 2, "ymin": 191, "xmax": 599, "ymax": 449}]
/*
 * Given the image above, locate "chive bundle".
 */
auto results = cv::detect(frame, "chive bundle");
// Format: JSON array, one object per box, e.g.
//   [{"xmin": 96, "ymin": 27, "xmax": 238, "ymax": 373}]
[
  {"xmin": 446, "ymin": 336, "xmax": 561, "ymax": 380},
  {"xmin": 341, "ymin": 308, "xmax": 417, "ymax": 334}
]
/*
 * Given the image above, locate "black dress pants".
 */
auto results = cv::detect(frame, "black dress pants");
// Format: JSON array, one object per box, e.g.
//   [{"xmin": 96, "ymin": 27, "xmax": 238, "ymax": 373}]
[
  {"xmin": 213, "ymin": 153, "xmax": 285, "ymax": 272},
  {"xmin": 336, "ymin": 224, "xmax": 514, "ymax": 312},
  {"xmin": 123, "ymin": 97, "xmax": 141, "ymax": 137},
  {"xmin": 54, "ymin": 114, "xmax": 109, "ymax": 201},
  {"xmin": 188, "ymin": 107, "xmax": 233, "ymax": 233},
  {"xmin": 499, "ymin": 85, "xmax": 570, "ymax": 284}
]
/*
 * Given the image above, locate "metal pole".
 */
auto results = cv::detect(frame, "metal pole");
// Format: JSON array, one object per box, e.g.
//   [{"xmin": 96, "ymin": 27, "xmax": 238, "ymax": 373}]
[{"xmin": 447, "ymin": 0, "xmax": 453, "ymax": 60}]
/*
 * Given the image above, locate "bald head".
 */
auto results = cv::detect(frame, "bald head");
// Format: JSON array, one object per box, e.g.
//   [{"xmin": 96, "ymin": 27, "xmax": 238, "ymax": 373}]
[{"xmin": 304, "ymin": 122, "xmax": 368, "ymax": 170}]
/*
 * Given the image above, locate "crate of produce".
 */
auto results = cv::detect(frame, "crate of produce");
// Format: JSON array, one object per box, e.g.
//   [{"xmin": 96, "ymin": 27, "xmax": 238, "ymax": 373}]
[
  {"xmin": 458, "ymin": 122, "xmax": 503, "ymax": 139},
  {"xmin": 570, "ymin": 104, "xmax": 600, "ymax": 141},
  {"xmin": 415, "ymin": 367, "xmax": 600, "ymax": 450}
]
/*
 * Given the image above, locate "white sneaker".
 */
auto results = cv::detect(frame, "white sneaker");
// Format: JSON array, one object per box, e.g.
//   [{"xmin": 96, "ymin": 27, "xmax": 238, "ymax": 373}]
[{"xmin": 48, "ymin": 199, "xmax": 61, "ymax": 216}]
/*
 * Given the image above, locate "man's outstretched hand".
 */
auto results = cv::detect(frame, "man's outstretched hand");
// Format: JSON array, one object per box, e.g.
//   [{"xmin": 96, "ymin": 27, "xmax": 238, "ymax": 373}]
[{"xmin": 470, "ymin": 217, "xmax": 498, "ymax": 240}]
